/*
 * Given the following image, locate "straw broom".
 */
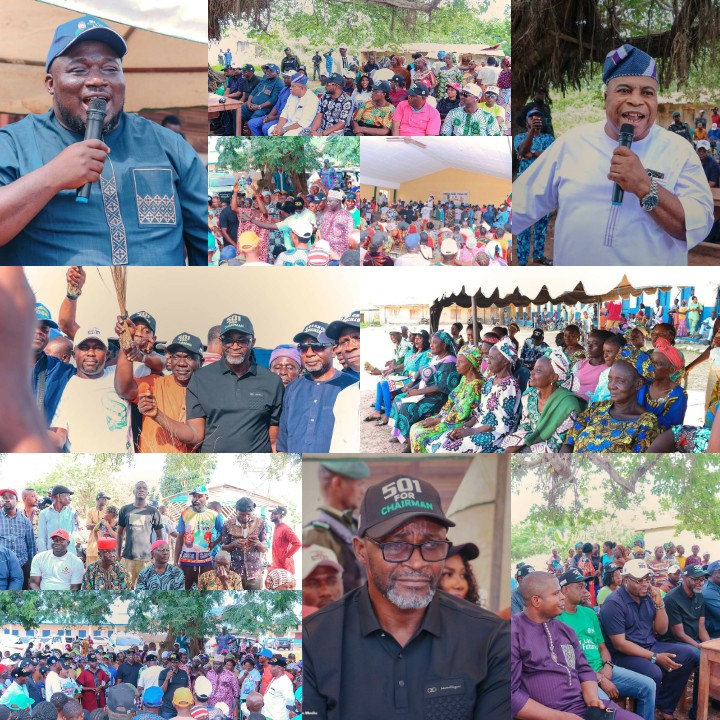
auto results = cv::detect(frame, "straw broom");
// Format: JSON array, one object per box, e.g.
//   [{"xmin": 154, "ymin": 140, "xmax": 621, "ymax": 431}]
[{"xmin": 110, "ymin": 266, "xmax": 134, "ymax": 350}]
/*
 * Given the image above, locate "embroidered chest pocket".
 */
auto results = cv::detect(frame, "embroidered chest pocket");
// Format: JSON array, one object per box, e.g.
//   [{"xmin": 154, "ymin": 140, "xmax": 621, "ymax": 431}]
[
  {"xmin": 423, "ymin": 677, "xmax": 470, "ymax": 720},
  {"xmin": 132, "ymin": 168, "xmax": 178, "ymax": 226}
]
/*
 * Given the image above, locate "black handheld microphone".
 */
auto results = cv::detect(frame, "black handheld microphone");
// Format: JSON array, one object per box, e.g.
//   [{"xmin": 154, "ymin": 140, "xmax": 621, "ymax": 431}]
[
  {"xmin": 76, "ymin": 97, "xmax": 107, "ymax": 204},
  {"xmin": 611, "ymin": 123, "xmax": 635, "ymax": 206}
]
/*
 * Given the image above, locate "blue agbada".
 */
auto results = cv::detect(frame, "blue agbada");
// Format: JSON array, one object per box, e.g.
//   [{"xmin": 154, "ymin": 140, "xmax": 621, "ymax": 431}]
[
  {"xmin": 0, "ymin": 111, "xmax": 208, "ymax": 265},
  {"xmin": 33, "ymin": 352, "xmax": 76, "ymax": 424},
  {"xmin": 277, "ymin": 371, "xmax": 357, "ymax": 453}
]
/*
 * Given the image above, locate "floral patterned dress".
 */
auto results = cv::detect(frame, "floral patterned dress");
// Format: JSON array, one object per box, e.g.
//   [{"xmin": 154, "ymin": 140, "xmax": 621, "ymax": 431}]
[
  {"xmin": 409, "ymin": 377, "xmax": 483, "ymax": 453},
  {"xmin": 500, "ymin": 387, "xmax": 579, "ymax": 453},
  {"xmin": 353, "ymin": 101, "xmax": 394, "ymax": 130},
  {"xmin": 390, "ymin": 357, "xmax": 460, "ymax": 442},
  {"xmin": 435, "ymin": 65, "xmax": 463, "ymax": 100},
  {"xmin": 566, "ymin": 400, "xmax": 661, "ymax": 453},
  {"xmin": 236, "ymin": 208, "xmax": 270, "ymax": 263},
  {"xmin": 433, "ymin": 375, "xmax": 521, "ymax": 453}
]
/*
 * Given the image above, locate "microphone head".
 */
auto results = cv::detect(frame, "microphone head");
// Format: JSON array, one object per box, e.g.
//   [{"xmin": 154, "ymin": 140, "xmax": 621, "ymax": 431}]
[
  {"xmin": 87, "ymin": 97, "xmax": 107, "ymax": 114},
  {"xmin": 619, "ymin": 123, "xmax": 635, "ymax": 137}
]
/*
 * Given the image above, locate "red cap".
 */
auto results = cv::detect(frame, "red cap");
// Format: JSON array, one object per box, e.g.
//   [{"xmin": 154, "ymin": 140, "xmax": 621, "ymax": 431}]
[
  {"xmin": 151, "ymin": 540, "xmax": 168, "ymax": 551},
  {"xmin": 0, "ymin": 489, "xmax": 18, "ymax": 498},
  {"xmin": 97, "ymin": 537, "xmax": 116, "ymax": 551},
  {"xmin": 50, "ymin": 529, "xmax": 70, "ymax": 540}
]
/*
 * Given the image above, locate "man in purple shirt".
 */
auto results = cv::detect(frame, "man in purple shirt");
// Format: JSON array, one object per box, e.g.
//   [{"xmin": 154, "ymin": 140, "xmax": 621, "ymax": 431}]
[
  {"xmin": 599, "ymin": 559, "xmax": 697, "ymax": 720},
  {"xmin": 512, "ymin": 571, "xmax": 641, "ymax": 719}
]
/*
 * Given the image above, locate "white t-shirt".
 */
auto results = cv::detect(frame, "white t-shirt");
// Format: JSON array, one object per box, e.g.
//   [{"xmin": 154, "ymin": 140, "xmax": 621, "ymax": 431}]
[
  {"xmin": 262, "ymin": 673, "xmax": 295, "ymax": 720},
  {"xmin": 51, "ymin": 366, "xmax": 133, "ymax": 453},
  {"xmin": 137, "ymin": 665, "xmax": 164, "ymax": 689},
  {"xmin": 393, "ymin": 252, "xmax": 431, "ymax": 266},
  {"xmin": 30, "ymin": 550, "xmax": 84, "ymax": 589},
  {"xmin": 513, "ymin": 122, "xmax": 714, "ymax": 266},
  {"xmin": 45, "ymin": 671, "xmax": 63, "ymax": 698}
]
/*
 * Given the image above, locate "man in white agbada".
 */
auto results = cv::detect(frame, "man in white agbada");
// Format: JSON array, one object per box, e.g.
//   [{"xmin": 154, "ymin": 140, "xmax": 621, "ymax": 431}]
[{"xmin": 512, "ymin": 44, "xmax": 714, "ymax": 266}]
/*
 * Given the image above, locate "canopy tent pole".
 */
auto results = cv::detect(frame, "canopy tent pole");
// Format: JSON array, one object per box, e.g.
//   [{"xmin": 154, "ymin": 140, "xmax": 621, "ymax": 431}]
[{"xmin": 471, "ymin": 294, "xmax": 479, "ymax": 345}]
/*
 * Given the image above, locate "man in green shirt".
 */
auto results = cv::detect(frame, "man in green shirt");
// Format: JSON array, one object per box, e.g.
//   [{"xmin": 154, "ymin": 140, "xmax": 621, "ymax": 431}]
[{"xmin": 557, "ymin": 568, "xmax": 656, "ymax": 720}]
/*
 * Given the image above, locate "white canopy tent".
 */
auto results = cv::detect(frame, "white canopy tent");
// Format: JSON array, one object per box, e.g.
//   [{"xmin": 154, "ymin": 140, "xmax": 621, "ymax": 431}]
[
  {"xmin": 359, "ymin": 136, "xmax": 511, "ymax": 189},
  {"xmin": 0, "ymin": 0, "xmax": 206, "ymax": 115}
]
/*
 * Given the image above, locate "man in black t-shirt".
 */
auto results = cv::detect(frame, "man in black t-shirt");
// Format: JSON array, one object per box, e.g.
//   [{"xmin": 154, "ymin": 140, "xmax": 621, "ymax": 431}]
[
  {"xmin": 218, "ymin": 202, "xmax": 240, "ymax": 261},
  {"xmin": 158, "ymin": 653, "xmax": 190, "ymax": 719},
  {"xmin": 115, "ymin": 652, "xmax": 141, "ymax": 687},
  {"xmin": 117, "ymin": 481, "xmax": 163, "ymax": 588}
]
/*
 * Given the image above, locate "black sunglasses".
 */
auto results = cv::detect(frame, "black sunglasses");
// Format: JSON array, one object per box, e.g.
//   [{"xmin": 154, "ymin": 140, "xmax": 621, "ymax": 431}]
[{"xmin": 297, "ymin": 342, "xmax": 332, "ymax": 353}]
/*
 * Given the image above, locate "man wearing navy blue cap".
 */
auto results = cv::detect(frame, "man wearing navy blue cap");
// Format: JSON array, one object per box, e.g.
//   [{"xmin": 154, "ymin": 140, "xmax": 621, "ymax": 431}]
[
  {"xmin": 270, "ymin": 73, "xmax": 319, "ymax": 136},
  {"xmin": 702, "ymin": 560, "xmax": 720, "ymax": 638},
  {"xmin": 0, "ymin": 15, "xmax": 207, "ymax": 266},
  {"xmin": 239, "ymin": 64, "xmax": 284, "ymax": 134},
  {"xmin": 249, "ymin": 72, "xmax": 294, "ymax": 137},
  {"xmin": 513, "ymin": 43, "xmax": 714, "ymax": 266},
  {"xmin": 301, "ymin": 74, "xmax": 353, "ymax": 137},
  {"xmin": 277, "ymin": 321, "xmax": 357, "ymax": 454}
]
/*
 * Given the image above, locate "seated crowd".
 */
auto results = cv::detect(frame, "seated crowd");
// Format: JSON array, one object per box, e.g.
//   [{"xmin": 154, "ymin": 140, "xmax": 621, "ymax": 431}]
[
  {"xmin": 512, "ymin": 539, "xmax": 720, "ymax": 720},
  {"xmin": 364, "ymin": 313, "xmax": 719, "ymax": 454},
  {"xmin": 0, "ymin": 636, "xmax": 302, "ymax": 719},
  {"xmin": 212, "ymin": 48, "xmax": 510, "ymax": 137},
  {"xmin": 358, "ymin": 196, "xmax": 512, "ymax": 266},
  {"xmin": 0, "ymin": 482, "xmax": 298, "ymax": 592},
  {"xmin": 32, "ymin": 269, "xmax": 360, "ymax": 454}
]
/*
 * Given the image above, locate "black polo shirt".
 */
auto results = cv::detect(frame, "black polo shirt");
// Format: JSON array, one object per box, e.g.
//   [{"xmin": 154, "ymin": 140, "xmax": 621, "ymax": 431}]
[
  {"xmin": 660, "ymin": 584, "xmax": 705, "ymax": 642},
  {"xmin": 186, "ymin": 359, "xmax": 283, "ymax": 453},
  {"xmin": 303, "ymin": 584, "xmax": 510, "ymax": 719}
]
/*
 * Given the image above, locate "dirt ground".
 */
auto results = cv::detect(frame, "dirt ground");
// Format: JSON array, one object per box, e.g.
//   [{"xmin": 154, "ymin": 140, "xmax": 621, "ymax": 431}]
[{"xmin": 360, "ymin": 325, "xmax": 711, "ymax": 453}]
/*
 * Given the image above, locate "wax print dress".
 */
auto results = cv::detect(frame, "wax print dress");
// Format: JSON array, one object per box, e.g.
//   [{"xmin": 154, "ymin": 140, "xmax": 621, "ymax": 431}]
[
  {"xmin": 433, "ymin": 375, "xmax": 521, "ymax": 453},
  {"xmin": 390, "ymin": 357, "xmax": 460, "ymax": 442},
  {"xmin": 500, "ymin": 386, "xmax": 581, "ymax": 453},
  {"xmin": 637, "ymin": 383, "xmax": 687, "ymax": 429},
  {"xmin": 409, "ymin": 377, "xmax": 483, "ymax": 453},
  {"xmin": 389, "ymin": 348, "xmax": 433, "ymax": 391},
  {"xmin": 566, "ymin": 400, "xmax": 661, "ymax": 453},
  {"xmin": 671, "ymin": 401, "xmax": 720, "ymax": 452},
  {"xmin": 435, "ymin": 65, "xmax": 463, "ymax": 100}
]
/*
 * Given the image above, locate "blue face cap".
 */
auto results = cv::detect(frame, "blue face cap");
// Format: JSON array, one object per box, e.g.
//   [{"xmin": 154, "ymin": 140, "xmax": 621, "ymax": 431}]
[
  {"xmin": 36, "ymin": 302, "xmax": 59, "ymax": 329},
  {"xmin": 46, "ymin": 15, "xmax": 127, "ymax": 73}
]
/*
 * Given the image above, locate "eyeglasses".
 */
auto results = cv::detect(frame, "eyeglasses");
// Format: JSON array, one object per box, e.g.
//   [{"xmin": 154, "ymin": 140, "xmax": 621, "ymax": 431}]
[
  {"xmin": 366, "ymin": 536, "xmax": 451, "ymax": 563},
  {"xmin": 627, "ymin": 576, "xmax": 652, "ymax": 585},
  {"xmin": 222, "ymin": 335, "xmax": 252, "ymax": 347},
  {"xmin": 297, "ymin": 342, "xmax": 332, "ymax": 353}
]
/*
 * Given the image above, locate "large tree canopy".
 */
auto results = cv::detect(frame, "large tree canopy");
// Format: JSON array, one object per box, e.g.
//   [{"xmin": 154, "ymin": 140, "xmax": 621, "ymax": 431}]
[
  {"xmin": 512, "ymin": 455, "xmax": 720, "ymax": 540},
  {"xmin": 512, "ymin": 0, "xmax": 720, "ymax": 127},
  {"xmin": 215, "ymin": 137, "xmax": 359, "ymax": 195},
  {"xmin": 210, "ymin": 0, "xmax": 508, "ymax": 52},
  {"xmin": 1, "ymin": 591, "xmax": 300, "ymax": 653}
]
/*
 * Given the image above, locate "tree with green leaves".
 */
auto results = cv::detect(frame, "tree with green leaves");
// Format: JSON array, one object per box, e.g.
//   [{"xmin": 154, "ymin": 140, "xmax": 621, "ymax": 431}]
[
  {"xmin": 159, "ymin": 455, "xmax": 219, "ymax": 498},
  {"xmin": 0, "ymin": 591, "xmax": 117, "ymax": 629},
  {"xmin": 210, "ymin": 0, "xmax": 508, "ymax": 51},
  {"xmin": 512, "ymin": 455, "xmax": 720, "ymax": 538},
  {"xmin": 215, "ymin": 137, "xmax": 359, "ymax": 195}
]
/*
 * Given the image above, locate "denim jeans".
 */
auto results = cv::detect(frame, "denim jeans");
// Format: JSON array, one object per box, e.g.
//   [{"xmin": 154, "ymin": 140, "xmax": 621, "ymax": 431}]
[{"xmin": 597, "ymin": 664, "xmax": 656, "ymax": 720}]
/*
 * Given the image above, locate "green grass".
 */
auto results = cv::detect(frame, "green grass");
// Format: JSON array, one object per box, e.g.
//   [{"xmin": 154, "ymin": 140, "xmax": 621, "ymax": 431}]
[{"xmin": 550, "ymin": 84, "xmax": 607, "ymax": 136}]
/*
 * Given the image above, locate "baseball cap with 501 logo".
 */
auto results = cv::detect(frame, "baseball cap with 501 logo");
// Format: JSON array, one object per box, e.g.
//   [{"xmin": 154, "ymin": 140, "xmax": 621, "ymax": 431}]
[{"xmin": 358, "ymin": 475, "xmax": 455, "ymax": 539}]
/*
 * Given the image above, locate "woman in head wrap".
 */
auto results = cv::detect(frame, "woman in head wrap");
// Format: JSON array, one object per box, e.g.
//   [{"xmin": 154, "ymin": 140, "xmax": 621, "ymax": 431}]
[
  {"xmin": 502, "ymin": 350, "xmax": 586, "ymax": 453},
  {"xmin": 637, "ymin": 339, "xmax": 687, "ymax": 429},
  {"xmin": 269, "ymin": 346, "xmax": 301, "ymax": 387},
  {"xmin": 435, "ymin": 53, "xmax": 463, "ymax": 101},
  {"xmin": 431, "ymin": 337, "xmax": 521, "ymax": 453},
  {"xmin": 562, "ymin": 360, "xmax": 661, "ymax": 453},
  {"xmin": 388, "ymin": 331, "xmax": 460, "ymax": 450},
  {"xmin": 571, "ymin": 329, "xmax": 613, "ymax": 402},
  {"xmin": 409, "ymin": 346, "xmax": 483, "ymax": 453}
]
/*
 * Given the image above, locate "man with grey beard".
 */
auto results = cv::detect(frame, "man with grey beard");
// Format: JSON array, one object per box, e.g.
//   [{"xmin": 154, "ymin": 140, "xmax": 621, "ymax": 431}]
[
  {"xmin": 0, "ymin": 14, "xmax": 206, "ymax": 265},
  {"xmin": 302, "ymin": 475, "xmax": 510, "ymax": 719},
  {"xmin": 178, "ymin": 314, "xmax": 284, "ymax": 453}
]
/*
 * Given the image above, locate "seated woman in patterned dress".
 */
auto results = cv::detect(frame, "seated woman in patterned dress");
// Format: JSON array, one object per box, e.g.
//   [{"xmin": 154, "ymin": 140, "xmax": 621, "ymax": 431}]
[
  {"xmin": 366, "ymin": 330, "xmax": 431, "ymax": 424},
  {"xmin": 647, "ymin": 401, "xmax": 720, "ymax": 453},
  {"xmin": 638, "ymin": 338, "xmax": 687, "ymax": 429},
  {"xmin": 409, "ymin": 346, "xmax": 483, "ymax": 453},
  {"xmin": 561, "ymin": 360, "xmax": 661, "ymax": 453},
  {"xmin": 502, "ymin": 350, "xmax": 585, "ymax": 453},
  {"xmin": 388, "ymin": 331, "xmax": 460, "ymax": 451},
  {"xmin": 431, "ymin": 337, "xmax": 521, "ymax": 453}
]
